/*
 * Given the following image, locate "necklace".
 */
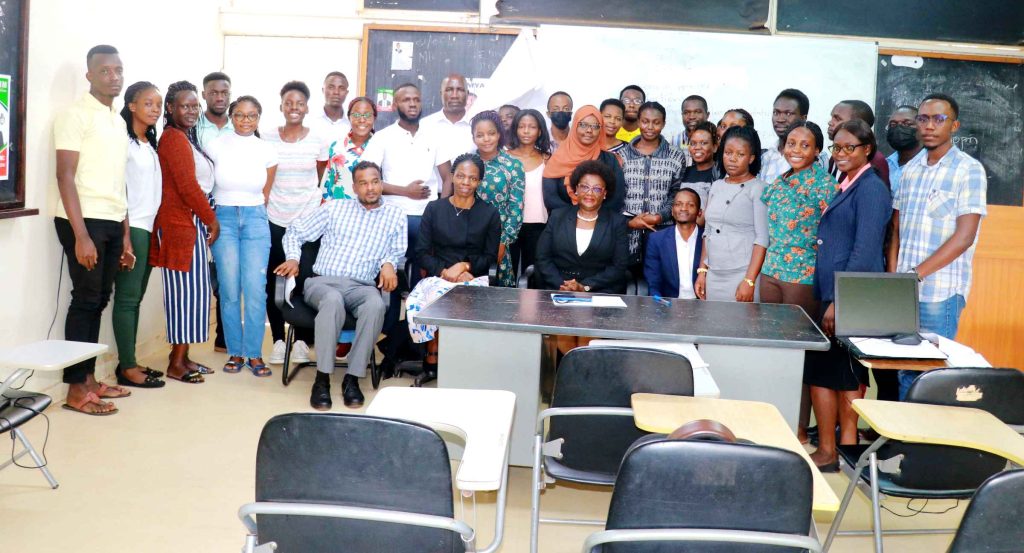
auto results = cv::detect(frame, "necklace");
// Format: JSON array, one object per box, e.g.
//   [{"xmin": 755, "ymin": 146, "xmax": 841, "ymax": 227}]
[
  {"xmin": 450, "ymin": 197, "xmax": 471, "ymax": 216},
  {"xmin": 577, "ymin": 212, "xmax": 599, "ymax": 222}
]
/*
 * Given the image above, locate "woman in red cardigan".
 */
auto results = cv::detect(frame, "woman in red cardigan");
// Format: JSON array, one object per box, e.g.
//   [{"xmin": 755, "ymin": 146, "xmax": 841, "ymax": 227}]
[{"xmin": 150, "ymin": 81, "xmax": 220, "ymax": 383}]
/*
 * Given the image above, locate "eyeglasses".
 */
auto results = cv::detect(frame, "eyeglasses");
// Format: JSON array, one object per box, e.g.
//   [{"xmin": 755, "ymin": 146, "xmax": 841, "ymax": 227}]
[
  {"xmin": 915, "ymin": 114, "xmax": 951, "ymax": 125},
  {"xmin": 577, "ymin": 122, "xmax": 601, "ymax": 132},
  {"xmin": 828, "ymin": 143, "xmax": 866, "ymax": 155},
  {"xmin": 232, "ymin": 113, "xmax": 259, "ymax": 122},
  {"xmin": 621, "ymin": 98, "xmax": 644, "ymax": 106},
  {"xmin": 350, "ymin": 112, "xmax": 374, "ymax": 120},
  {"xmin": 887, "ymin": 120, "xmax": 916, "ymax": 129},
  {"xmin": 578, "ymin": 185, "xmax": 605, "ymax": 195}
]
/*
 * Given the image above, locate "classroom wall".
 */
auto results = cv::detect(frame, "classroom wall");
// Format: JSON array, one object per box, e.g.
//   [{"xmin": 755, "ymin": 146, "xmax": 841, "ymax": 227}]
[{"xmin": 0, "ymin": 0, "xmax": 227, "ymax": 391}]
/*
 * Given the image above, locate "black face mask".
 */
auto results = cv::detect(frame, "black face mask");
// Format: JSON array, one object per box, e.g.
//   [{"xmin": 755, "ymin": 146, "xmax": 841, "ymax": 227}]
[
  {"xmin": 886, "ymin": 125, "xmax": 919, "ymax": 151},
  {"xmin": 550, "ymin": 111, "xmax": 572, "ymax": 131}
]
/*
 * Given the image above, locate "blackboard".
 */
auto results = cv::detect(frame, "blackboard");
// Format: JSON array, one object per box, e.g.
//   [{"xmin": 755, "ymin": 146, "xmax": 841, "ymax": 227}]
[
  {"xmin": 364, "ymin": 0, "xmax": 477, "ymax": 11},
  {"xmin": 779, "ymin": 0, "xmax": 1024, "ymax": 47},
  {"xmin": 494, "ymin": 0, "xmax": 770, "ymax": 32},
  {"xmin": 0, "ymin": 0, "xmax": 30, "ymax": 216},
  {"xmin": 360, "ymin": 25, "xmax": 518, "ymax": 129},
  {"xmin": 874, "ymin": 53, "xmax": 1024, "ymax": 207}
]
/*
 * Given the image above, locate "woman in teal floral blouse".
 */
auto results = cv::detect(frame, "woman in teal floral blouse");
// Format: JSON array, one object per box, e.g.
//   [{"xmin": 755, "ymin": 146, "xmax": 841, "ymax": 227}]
[
  {"xmin": 471, "ymin": 110, "xmax": 525, "ymax": 287},
  {"xmin": 322, "ymin": 96, "xmax": 376, "ymax": 200}
]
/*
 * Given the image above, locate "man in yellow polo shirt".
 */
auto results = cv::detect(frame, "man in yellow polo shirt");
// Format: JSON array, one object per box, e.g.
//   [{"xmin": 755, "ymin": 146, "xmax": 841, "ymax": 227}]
[
  {"xmin": 53, "ymin": 44, "xmax": 130, "ymax": 416},
  {"xmin": 615, "ymin": 84, "xmax": 646, "ymax": 143}
]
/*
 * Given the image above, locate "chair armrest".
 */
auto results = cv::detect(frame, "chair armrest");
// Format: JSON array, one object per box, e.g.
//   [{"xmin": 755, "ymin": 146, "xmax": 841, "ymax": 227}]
[
  {"xmin": 273, "ymin": 275, "xmax": 289, "ymax": 310},
  {"xmin": 582, "ymin": 528, "xmax": 822, "ymax": 553},
  {"xmin": 535, "ymin": 407, "xmax": 635, "ymax": 434}
]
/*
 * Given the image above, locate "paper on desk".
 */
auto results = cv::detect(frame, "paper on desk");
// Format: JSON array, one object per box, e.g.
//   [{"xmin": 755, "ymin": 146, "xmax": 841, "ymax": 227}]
[
  {"xmin": 285, "ymin": 277, "xmax": 296, "ymax": 308},
  {"xmin": 551, "ymin": 293, "xmax": 627, "ymax": 308},
  {"xmin": 850, "ymin": 337, "xmax": 947, "ymax": 359},
  {"xmin": 937, "ymin": 337, "xmax": 991, "ymax": 367}
]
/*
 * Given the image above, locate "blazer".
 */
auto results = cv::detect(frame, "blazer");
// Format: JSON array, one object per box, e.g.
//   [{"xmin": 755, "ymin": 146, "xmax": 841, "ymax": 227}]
[
  {"xmin": 541, "ymin": 150, "xmax": 626, "ymax": 215},
  {"xmin": 644, "ymin": 225, "xmax": 704, "ymax": 298},
  {"xmin": 149, "ymin": 127, "xmax": 216, "ymax": 272},
  {"xmin": 535, "ymin": 205, "xmax": 629, "ymax": 293},
  {"xmin": 416, "ymin": 197, "xmax": 501, "ymax": 278},
  {"xmin": 814, "ymin": 167, "xmax": 892, "ymax": 303}
]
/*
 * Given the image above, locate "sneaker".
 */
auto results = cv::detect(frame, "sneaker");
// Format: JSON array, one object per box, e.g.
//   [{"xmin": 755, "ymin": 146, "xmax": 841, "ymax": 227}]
[
  {"xmin": 268, "ymin": 340, "xmax": 286, "ymax": 365},
  {"xmin": 292, "ymin": 340, "xmax": 311, "ymax": 363}
]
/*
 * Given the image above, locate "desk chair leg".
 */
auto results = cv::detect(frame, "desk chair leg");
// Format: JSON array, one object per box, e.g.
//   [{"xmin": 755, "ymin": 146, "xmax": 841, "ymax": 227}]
[
  {"xmin": 869, "ymin": 451, "xmax": 884, "ymax": 553},
  {"xmin": 529, "ymin": 434, "xmax": 543, "ymax": 553},
  {"xmin": 281, "ymin": 326, "xmax": 295, "ymax": 386},
  {"xmin": 12, "ymin": 428, "xmax": 58, "ymax": 489},
  {"xmin": 823, "ymin": 437, "xmax": 889, "ymax": 552}
]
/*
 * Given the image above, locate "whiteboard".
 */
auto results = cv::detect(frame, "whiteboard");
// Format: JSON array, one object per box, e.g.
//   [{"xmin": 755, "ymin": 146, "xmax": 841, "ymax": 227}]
[{"xmin": 477, "ymin": 25, "xmax": 877, "ymax": 149}]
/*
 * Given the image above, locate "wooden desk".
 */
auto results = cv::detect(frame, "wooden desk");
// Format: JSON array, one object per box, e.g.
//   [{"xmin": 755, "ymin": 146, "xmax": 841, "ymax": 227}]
[
  {"xmin": 366, "ymin": 387, "xmax": 515, "ymax": 492},
  {"xmin": 631, "ymin": 393, "xmax": 841, "ymax": 513},
  {"xmin": 853, "ymin": 399, "xmax": 1024, "ymax": 464}
]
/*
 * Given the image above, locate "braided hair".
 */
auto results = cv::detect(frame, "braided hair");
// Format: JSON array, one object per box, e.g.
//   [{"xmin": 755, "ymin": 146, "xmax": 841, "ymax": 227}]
[
  {"xmin": 120, "ymin": 81, "xmax": 159, "ymax": 149},
  {"xmin": 228, "ymin": 95, "xmax": 263, "ymax": 138},
  {"xmin": 164, "ymin": 80, "xmax": 211, "ymax": 162}
]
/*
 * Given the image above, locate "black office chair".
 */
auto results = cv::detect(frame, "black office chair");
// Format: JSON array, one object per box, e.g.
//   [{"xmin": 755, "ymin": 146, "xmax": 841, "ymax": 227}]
[
  {"xmin": 583, "ymin": 438, "xmax": 820, "ymax": 553},
  {"xmin": 947, "ymin": 469, "xmax": 1024, "ymax": 553},
  {"xmin": 0, "ymin": 385, "xmax": 58, "ymax": 489},
  {"xmin": 239, "ymin": 413, "xmax": 474, "ymax": 553},
  {"xmin": 272, "ymin": 242, "xmax": 387, "ymax": 388},
  {"xmin": 824, "ymin": 367, "xmax": 1024, "ymax": 551},
  {"xmin": 530, "ymin": 346, "xmax": 695, "ymax": 553}
]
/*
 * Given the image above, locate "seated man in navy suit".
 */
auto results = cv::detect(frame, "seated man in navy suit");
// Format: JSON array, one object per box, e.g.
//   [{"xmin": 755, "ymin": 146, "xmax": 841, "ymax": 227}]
[{"xmin": 644, "ymin": 187, "xmax": 703, "ymax": 299}]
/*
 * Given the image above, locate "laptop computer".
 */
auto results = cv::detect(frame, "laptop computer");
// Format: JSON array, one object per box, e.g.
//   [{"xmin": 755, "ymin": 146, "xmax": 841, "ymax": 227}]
[{"xmin": 834, "ymin": 272, "xmax": 930, "ymax": 355}]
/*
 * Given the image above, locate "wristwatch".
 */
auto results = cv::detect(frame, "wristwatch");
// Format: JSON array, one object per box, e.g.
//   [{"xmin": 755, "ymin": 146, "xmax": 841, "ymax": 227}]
[
  {"xmin": 583, "ymin": 285, "xmax": 591, "ymax": 292},
  {"xmin": 743, "ymin": 278, "xmax": 755, "ymax": 287}
]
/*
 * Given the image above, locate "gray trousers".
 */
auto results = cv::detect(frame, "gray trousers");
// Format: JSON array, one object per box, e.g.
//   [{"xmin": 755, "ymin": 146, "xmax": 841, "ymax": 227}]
[{"xmin": 303, "ymin": 275, "xmax": 386, "ymax": 378}]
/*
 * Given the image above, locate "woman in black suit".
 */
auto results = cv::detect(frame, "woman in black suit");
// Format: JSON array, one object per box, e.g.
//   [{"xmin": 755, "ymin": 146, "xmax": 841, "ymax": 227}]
[{"xmin": 536, "ymin": 160, "xmax": 629, "ymax": 351}]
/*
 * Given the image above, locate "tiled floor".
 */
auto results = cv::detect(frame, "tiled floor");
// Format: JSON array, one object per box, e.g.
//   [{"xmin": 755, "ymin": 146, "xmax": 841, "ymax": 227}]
[{"xmin": 1, "ymin": 340, "xmax": 966, "ymax": 552}]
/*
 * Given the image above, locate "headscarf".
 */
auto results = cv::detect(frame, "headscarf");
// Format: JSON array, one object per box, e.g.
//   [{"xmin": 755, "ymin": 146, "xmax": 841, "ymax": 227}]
[{"xmin": 543, "ymin": 105, "xmax": 604, "ymax": 204}]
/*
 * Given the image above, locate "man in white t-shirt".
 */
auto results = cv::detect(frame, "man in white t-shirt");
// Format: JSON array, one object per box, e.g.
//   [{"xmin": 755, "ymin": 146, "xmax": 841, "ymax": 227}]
[
  {"xmin": 308, "ymin": 71, "xmax": 352, "ymax": 147},
  {"xmin": 419, "ymin": 73, "xmax": 475, "ymax": 192}
]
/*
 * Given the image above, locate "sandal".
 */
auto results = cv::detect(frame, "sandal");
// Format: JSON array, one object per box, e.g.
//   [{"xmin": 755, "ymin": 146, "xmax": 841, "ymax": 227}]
[
  {"xmin": 115, "ymin": 367, "xmax": 166, "ymax": 389},
  {"xmin": 62, "ymin": 392, "xmax": 118, "ymax": 416},
  {"xmin": 192, "ymin": 363, "xmax": 215, "ymax": 375},
  {"xmin": 96, "ymin": 382, "xmax": 131, "ymax": 399},
  {"xmin": 247, "ymin": 360, "xmax": 272, "ymax": 378},
  {"xmin": 223, "ymin": 359, "xmax": 245, "ymax": 374},
  {"xmin": 167, "ymin": 369, "xmax": 204, "ymax": 384}
]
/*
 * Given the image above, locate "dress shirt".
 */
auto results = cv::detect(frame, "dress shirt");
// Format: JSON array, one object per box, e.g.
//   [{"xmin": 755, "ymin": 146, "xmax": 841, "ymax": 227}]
[
  {"xmin": 282, "ymin": 199, "xmax": 407, "ymax": 283},
  {"xmin": 420, "ymin": 109, "xmax": 475, "ymax": 166},
  {"xmin": 359, "ymin": 122, "xmax": 440, "ymax": 216},
  {"xmin": 125, "ymin": 139, "xmax": 163, "ymax": 232},
  {"xmin": 675, "ymin": 226, "xmax": 698, "ymax": 299}
]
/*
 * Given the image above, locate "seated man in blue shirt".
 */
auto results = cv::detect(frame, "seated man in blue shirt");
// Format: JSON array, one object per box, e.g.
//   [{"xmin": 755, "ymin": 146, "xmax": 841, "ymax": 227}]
[
  {"xmin": 644, "ymin": 187, "xmax": 704, "ymax": 299},
  {"xmin": 276, "ymin": 161, "xmax": 407, "ymax": 410}
]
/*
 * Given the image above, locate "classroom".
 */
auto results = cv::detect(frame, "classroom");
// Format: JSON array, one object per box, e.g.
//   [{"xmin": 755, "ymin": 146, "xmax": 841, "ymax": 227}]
[{"xmin": 1, "ymin": 1, "xmax": 1023, "ymax": 551}]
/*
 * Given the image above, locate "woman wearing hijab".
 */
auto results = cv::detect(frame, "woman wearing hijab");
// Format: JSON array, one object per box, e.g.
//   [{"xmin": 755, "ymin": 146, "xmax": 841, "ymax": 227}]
[{"xmin": 541, "ymin": 105, "xmax": 625, "ymax": 216}]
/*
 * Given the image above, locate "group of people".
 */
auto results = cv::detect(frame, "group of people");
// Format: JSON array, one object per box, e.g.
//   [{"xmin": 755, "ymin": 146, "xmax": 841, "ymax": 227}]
[{"xmin": 54, "ymin": 44, "xmax": 988, "ymax": 474}]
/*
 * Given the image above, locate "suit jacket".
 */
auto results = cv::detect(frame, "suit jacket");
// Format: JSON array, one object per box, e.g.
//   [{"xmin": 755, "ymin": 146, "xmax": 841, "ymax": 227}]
[
  {"xmin": 535, "ymin": 205, "xmax": 629, "ymax": 293},
  {"xmin": 644, "ymin": 225, "xmax": 704, "ymax": 298},
  {"xmin": 149, "ymin": 128, "xmax": 216, "ymax": 272},
  {"xmin": 814, "ymin": 167, "xmax": 892, "ymax": 303}
]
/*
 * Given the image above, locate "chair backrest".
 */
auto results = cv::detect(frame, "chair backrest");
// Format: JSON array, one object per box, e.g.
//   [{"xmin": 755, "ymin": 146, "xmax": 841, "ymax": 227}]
[
  {"xmin": 600, "ymin": 439, "xmax": 813, "ymax": 553},
  {"xmin": 882, "ymin": 368, "xmax": 1023, "ymax": 490},
  {"xmin": 549, "ymin": 346, "xmax": 694, "ymax": 477},
  {"xmin": 947, "ymin": 469, "xmax": 1024, "ymax": 553},
  {"xmin": 254, "ymin": 413, "xmax": 463, "ymax": 553}
]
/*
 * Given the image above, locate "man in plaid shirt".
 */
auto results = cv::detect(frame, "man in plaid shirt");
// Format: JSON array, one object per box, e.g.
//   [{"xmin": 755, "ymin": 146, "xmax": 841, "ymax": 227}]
[{"xmin": 886, "ymin": 93, "xmax": 987, "ymax": 399}]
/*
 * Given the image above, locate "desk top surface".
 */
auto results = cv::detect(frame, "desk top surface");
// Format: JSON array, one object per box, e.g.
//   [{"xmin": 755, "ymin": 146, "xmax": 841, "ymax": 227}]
[
  {"xmin": 416, "ymin": 287, "xmax": 829, "ymax": 350},
  {"xmin": 853, "ymin": 399, "xmax": 1024, "ymax": 465},
  {"xmin": 366, "ymin": 387, "xmax": 515, "ymax": 491},
  {"xmin": 631, "ymin": 393, "xmax": 840, "ymax": 513},
  {"xmin": 0, "ymin": 340, "xmax": 108, "ymax": 371}
]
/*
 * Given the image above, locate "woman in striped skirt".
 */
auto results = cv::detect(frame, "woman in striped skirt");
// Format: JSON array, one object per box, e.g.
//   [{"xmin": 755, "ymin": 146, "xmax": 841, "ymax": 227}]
[{"xmin": 150, "ymin": 81, "xmax": 220, "ymax": 383}]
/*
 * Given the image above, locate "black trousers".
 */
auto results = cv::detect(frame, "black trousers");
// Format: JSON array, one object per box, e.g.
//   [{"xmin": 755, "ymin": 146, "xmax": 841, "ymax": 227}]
[
  {"xmin": 510, "ymin": 222, "xmax": 545, "ymax": 283},
  {"xmin": 54, "ymin": 217, "xmax": 124, "ymax": 384},
  {"xmin": 267, "ymin": 221, "xmax": 316, "ymax": 344}
]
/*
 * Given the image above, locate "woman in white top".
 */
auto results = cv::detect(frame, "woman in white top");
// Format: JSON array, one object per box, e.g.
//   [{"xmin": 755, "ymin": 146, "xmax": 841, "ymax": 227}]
[
  {"xmin": 506, "ymin": 108, "xmax": 552, "ymax": 284},
  {"xmin": 208, "ymin": 96, "xmax": 278, "ymax": 377},
  {"xmin": 111, "ymin": 81, "xmax": 165, "ymax": 388},
  {"xmin": 263, "ymin": 81, "xmax": 330, "ymax": 365}
]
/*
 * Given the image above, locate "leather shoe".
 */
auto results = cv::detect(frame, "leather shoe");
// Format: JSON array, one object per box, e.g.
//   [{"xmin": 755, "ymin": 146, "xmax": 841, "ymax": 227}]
[
  {"xmin": 310, "ymin": 379, "xmax": 332, "ymax": 411},
  {"xmin": 342, "ymin": 374, "xmax": 364, "ymax": 408},
  {"xmin": 412, "ymin": 362, "xmax": 438, "ymax": 388}
]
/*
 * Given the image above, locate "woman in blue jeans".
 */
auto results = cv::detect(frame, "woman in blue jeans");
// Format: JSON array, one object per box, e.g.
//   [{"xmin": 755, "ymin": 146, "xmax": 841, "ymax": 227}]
[{"xmin": 208, "ymin": 96, "xmax": 279, "ymax": 376}]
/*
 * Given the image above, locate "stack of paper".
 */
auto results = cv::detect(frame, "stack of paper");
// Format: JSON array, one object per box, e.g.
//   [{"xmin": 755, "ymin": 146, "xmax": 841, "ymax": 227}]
[
  {"xmin": 550, "ymin": 294, "xmax": 627, "ymax": 308},
  {"xmin": 849, "ymin": 337, "xmax": 947, "ymax": 360}
]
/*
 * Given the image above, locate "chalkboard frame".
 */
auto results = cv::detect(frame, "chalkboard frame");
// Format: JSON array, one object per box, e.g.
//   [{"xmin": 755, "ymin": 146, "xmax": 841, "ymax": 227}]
[{"xmin": 0, "ymin": 0, "xmax": 33, "ymax": 219}]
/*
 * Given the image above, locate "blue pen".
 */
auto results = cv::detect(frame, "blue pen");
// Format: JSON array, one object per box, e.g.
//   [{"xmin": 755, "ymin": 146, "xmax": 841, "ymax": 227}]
[{"xmin": 652, "ymin": 295, "xmax": 672, "ymax": 307}]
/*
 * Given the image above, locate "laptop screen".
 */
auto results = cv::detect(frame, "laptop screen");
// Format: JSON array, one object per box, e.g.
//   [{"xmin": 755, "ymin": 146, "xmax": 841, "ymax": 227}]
[{"xmin": 834, "ymin": 272, "xmax": 919, "ymax": 337}]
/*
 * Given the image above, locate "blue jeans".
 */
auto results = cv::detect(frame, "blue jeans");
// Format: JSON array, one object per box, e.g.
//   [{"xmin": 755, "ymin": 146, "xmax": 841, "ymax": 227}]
[
  {"xmin": 898, "ymin": 294, "xmax": 966, "ymax": 399},
  {"xmin": 211, "ymin": 205, "xmax": 271, "ymax": 359}
]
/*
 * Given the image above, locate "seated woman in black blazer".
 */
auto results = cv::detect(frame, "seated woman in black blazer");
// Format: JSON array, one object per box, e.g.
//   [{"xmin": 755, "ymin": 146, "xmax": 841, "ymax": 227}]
[
  {"xmin": 536, "ymin": 160, "xmax": 629, "ymax": 352},
  {"xmin": 408, "ymin": 153, "xmax": 501, "ymax": 386}
]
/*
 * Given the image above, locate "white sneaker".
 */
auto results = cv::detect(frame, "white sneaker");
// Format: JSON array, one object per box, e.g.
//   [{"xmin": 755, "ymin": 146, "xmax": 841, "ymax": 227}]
[
  {"xmin": 269, "ymin": 340, "xmax": 286, "ymax": 365},
  {"xmin": 292, "ymin": 340, "xmax": 312, "ymax": 363}
]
